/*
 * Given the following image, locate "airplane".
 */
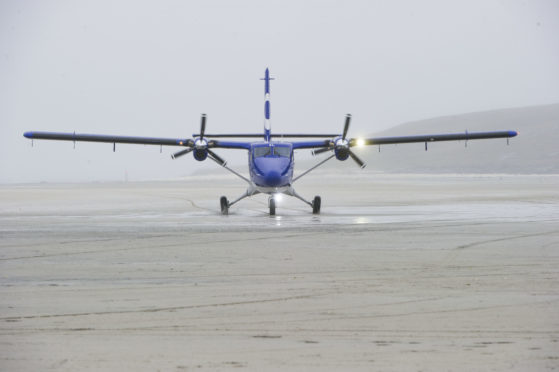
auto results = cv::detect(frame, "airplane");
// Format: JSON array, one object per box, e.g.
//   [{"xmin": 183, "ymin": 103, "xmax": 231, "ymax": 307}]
[{"xmin": 23, "ymin": 68, "xmax": 518, "ymax": 216}]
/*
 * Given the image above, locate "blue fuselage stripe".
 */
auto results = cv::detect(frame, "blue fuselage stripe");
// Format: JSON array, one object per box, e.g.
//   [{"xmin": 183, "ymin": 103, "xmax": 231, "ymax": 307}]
[
  {"xmin": 265, "ymin": 68, "xmax": 270, "ymax": 94},
  {"xmin": 265, "ymin": 101, "xmax": 270, "ymax": 119}
]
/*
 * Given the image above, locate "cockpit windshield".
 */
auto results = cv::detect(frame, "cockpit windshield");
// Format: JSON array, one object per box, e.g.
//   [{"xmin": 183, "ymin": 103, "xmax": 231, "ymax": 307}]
[
  {"xmin": 253, "ymin": 146, "xmax": 271, "ymax": 157},
  {"xmin": 273, "ymin": 146, "xmax": 291, "ymax": 157},
  {"xmin": 253, "ymin": 145, "xmax": 291, "ymax": 158}
]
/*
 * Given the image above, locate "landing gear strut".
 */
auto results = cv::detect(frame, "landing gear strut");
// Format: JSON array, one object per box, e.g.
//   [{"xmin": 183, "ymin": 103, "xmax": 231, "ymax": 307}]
[
  {"xmin": 312, "ymin": 195, "xmax": 321, "ymax": 214},
  {"xmin": 220, "ymin": 196, "xmax": 229, "ymax": 215}
]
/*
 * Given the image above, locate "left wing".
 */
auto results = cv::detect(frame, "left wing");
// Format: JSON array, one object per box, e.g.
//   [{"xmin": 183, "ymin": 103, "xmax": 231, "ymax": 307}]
[
  {"xmin": 295, "ymin": 121, "xmax": 518, "ymax": 169},
  {"xmin": 293, "ymin": 130, "xmax": 518, "ymax": 151},
  {"xmin": 351, "ymin": 131, "xmax": 518, "ymax": 146}
]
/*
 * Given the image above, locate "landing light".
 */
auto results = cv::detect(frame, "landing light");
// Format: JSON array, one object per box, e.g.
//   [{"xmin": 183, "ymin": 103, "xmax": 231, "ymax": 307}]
[
  {"xmin": 274, "ymin": 193, "xmax": 283, "ymax": 203},
  {"xmin": 355, "ymin": 138, "xmax": 365, "ymax": 147}
]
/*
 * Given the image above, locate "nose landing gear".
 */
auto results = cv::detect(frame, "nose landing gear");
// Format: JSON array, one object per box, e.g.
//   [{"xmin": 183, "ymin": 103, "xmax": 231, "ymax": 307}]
[{"xmin": 269, "ymin": 197, "xmax": 276, "ymax": 216}]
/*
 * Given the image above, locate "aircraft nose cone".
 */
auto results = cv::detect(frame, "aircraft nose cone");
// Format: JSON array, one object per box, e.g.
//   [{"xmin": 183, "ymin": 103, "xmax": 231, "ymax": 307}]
[{"xmin": 265, "ymin": 170, "xmax": 282, "ymax": 187}]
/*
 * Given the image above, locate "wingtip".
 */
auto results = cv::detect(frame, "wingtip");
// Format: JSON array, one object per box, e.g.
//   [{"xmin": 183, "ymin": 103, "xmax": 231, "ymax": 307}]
[
  {"xmin": 509, "ymin": 130, "xmax": 518, "ymax": 137},
  {"xmin": 23, "ymin": 131, "xmax": 33, "ymax": 138}
]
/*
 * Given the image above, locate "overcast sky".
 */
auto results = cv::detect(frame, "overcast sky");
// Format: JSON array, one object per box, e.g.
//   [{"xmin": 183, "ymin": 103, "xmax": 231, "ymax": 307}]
[{"xmin": 1, "ymin": 0, "xmax": 558, "ymax": 183}]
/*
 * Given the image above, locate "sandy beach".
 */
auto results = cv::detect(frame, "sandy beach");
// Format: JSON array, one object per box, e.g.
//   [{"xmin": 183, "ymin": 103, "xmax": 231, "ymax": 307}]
[{"xmin": 1, "ymin": 173, "xmax": 558, "ymax": 371}]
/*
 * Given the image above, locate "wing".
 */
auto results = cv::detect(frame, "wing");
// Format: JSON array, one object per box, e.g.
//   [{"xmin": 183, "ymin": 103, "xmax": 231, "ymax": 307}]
[
  {"xmin": 24, "ymin": 131, "xmax": 189, "ymax": 146},
  {"xmin": 23, "ymin": 131, "xmax": 252, "ymax": 150},
  {"xmin": 210, "ymin": 140, "xmax": 251, "ymax": 150},
  {"xmin": 296, "ymin": 130, "xmax": 518, "ymax": 170},
  {"xmin": 351, "ymin": 131, "xmax": 518, "ymax": 146},
  {"xmin": 293, "ymin": 131, "xmax": 517, "ymax": 150},
  {"xmin": 291, "ymin": 140, "xmax": 332, "ymax": 150}
]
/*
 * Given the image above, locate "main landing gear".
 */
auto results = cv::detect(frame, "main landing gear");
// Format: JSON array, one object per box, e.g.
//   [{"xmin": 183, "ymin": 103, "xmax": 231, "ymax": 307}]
[
  {"xmin": 312, "ymin": 195, "xmax": 321, "ymax": 214},
  {"xmin": 220, "ymin": 196, "xmax": 229, "ymax": 215},
  {"xmin": 219, "ymin": 190, "xmax": 321, "ymax": 216},
  {"xmin": 266, "ymin": 194, "xmax": 319, "ymax": 216}
]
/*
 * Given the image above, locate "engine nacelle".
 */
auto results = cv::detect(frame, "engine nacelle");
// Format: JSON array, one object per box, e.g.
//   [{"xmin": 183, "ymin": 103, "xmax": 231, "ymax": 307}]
[
  {"xmin": 192, "ymin": 137, "xmax": 209, "ymax": 161},
  {"xmin": 193, "ymin": 149, "xmax": 208, "ymax": 161},
  {"xmin": 334, "ymin": 147, "xmax": 350, "ymax": 161},
  {"xmin": 333, "ymin": 136, "xmax": 350, "ymax": 161}
]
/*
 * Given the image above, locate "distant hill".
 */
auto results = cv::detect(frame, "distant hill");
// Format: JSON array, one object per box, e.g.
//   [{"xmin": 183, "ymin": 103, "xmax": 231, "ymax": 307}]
[{"xmin": 345, "ymin": 103, "xmax": 559, "ymax": 174}]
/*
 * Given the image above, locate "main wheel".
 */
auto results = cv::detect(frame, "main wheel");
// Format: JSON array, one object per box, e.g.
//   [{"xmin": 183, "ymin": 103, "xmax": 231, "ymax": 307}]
[
  {"xmin": 269, "ymin": 197, "xmax": 276, "ymax": 216},
  {"xmin": 312, "ymin": 195, "xmax": 321, "ymax": 214},
  {"xmin": 220, "ymin": 196, "xmax": 229, "ymax": 215}
]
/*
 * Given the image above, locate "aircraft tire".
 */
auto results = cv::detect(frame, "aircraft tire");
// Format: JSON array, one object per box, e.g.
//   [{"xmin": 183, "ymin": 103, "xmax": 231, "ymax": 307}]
[
  {"xmin": 269, "ymin": 198, "xmax": 276, "ymax": 216},
  {"xmin": 312, "ymin": 196, "xmax": 321, "ymax": 214},
  {"xmin": 220, "ymin": 196, "xmax": 229, "ymax": 215}
]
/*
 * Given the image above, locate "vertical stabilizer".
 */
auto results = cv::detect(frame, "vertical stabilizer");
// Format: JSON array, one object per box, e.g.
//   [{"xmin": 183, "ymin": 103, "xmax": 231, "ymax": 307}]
[{"xmin": 260, "ymin": 68, "xmax": 274, "ymax": 141}]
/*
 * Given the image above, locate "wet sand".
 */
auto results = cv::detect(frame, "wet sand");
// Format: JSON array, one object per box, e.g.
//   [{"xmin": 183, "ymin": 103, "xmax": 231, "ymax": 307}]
[{"xmin": 1, "ymin": 173, "xmax": 558, "ymax": 371}]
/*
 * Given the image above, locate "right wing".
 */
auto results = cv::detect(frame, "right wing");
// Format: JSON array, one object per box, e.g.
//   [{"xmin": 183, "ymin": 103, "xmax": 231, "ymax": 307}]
[{"xmin": 23, "ymin": 131, "xmax": 190, "ymax": 146}]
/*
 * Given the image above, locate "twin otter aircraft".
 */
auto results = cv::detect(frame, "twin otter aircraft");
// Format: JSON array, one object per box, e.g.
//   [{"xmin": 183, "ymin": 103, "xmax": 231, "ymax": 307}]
[{"xmin": 24, "ymin": 68, "xmax": 517, "ymax": 215}]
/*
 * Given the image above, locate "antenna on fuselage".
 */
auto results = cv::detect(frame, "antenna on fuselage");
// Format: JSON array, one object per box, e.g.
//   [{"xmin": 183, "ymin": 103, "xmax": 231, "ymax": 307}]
[{"xmin": 260, "ymin": 68, "xmax": 275, "ymax": 142}]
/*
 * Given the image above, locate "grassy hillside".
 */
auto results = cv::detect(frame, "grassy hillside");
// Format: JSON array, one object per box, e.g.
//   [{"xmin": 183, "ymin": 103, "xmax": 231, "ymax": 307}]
[{"xmin": 344, "ymin": 103, "xmax": 559, "ymax": 174}]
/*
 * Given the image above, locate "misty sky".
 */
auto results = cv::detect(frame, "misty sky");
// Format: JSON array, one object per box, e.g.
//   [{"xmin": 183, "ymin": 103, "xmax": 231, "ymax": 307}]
[{"xmin": 1, "ymin": 0, "xmax": 558, "ymax": 183}]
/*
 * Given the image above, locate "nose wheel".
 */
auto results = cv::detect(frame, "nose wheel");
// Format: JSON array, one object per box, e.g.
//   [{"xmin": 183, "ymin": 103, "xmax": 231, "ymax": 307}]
[
  {"xmin": 312, "ymin": 195, "xmax": 321, "ymax": 214},
  {"xmin": 269, "ymin": 197, "xmax": 276, "ymax": 216},
  {"xmin": 220, "ymin": 196, "xmax": 229, "ymax": 215}
]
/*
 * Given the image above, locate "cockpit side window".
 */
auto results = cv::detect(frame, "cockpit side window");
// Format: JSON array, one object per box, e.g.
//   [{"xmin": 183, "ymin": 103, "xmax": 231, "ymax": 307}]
[{"xmin": 253, "ymin": 146, "xmax": 271, "ymax": 157}]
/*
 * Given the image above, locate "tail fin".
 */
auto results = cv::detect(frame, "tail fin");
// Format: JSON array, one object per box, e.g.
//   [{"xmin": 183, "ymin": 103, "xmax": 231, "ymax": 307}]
[{"xmin": 260, "ymin": 68, "xmax": 274, "ymax": 141}]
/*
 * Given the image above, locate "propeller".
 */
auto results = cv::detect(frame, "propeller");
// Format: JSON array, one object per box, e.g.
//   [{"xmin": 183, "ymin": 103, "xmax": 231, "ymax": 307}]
[
  {"xmin": 199, "ymin": 114, "xmax": 206, "ymax": 139},
  {"xmin": 342, "ymin": 114, "xmax": 350, "ymax": 141},
  {"xmin": 171, "ymin": 114, "xmax": 226, "ymax": 166},
  {"xmin": 312, "ymin": 114, "xmax": 366, "ymax": 168},
  {"xmin": 171, "ymin": 147, "xmax": 193, "ymax": 159},
  {"xmin": 207, "ymin": 149, "xmax": 227, "ymax": 166},
  {"xmin": 312, "ymin": 146, "xmax": 333, "ymax": 155},
  {"xmin": 348, "ymin": 150, "xmax": 366, "ymax": 168}
]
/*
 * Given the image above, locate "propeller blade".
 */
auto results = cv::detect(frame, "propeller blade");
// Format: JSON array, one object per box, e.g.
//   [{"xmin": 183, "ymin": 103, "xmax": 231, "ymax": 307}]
[
  {"xmin": 349, "ymin": 150, "xmax": 366, "ymax": 168},
  {"xmin": 171, "ymin": 147, "xmax": 193, "ymax": 159},
  {"xmin": 207, "ymin": 149, "xmax": 227, "ymax": 166},
  {"xmin": 342, "ymin": 114, "xmax": 351, "ymax": 141},
  {"xmin": 200, "ymin": 114, "xmax": 207, "ymax": 139},
  {"xmin": 312, "ymin": 147, "xmax": 333, "ymax": 156}
]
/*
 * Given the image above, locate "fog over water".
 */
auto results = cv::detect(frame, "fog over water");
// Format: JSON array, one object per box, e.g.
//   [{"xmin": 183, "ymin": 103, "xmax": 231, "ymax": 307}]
[{"xmin": 1, "ymin": 0, "xmax": 558, "ymax": 183}]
